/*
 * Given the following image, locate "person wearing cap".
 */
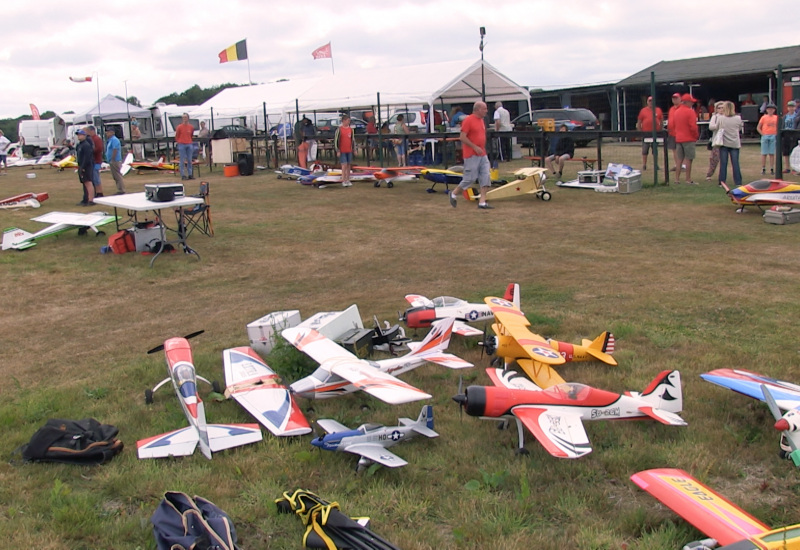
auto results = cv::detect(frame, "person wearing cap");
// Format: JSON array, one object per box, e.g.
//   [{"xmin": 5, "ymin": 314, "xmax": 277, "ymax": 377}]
[
  {"xmin": 75, "ymin": 130, "xmax": 95, "ymax": 205},
  {"xmin": 636, "ymin": 96, "xmax": 664, "ymax": 171},
  {"xmin": 757, "ymin": 103, "xmax": 778, "ymax": 175},
  {"xmin": 666, "ymin": 93, "xmax": 682, "ymax": 171},
  {"xmin": 782, "ymin": 101, "xmax": 797, "ymax": 174},
  {"xmin": 673, "ymin": 93, "xmax": 700, "ymax": 184},
  {"xmin": 104, "ymin": 126, "xmax": 126, "ymax": 194}
]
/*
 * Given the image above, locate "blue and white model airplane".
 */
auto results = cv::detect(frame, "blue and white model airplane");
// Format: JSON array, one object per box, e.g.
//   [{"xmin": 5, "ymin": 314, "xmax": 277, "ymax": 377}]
[{"xmin": 312, "ymin": 405, "xmax": 438, "ymax": 471}]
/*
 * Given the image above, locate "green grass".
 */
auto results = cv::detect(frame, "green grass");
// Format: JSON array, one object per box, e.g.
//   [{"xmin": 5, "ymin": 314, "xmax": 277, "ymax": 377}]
[{"xmin": 1, "ymin": 143, "xmax": 800, "ymax": 548}]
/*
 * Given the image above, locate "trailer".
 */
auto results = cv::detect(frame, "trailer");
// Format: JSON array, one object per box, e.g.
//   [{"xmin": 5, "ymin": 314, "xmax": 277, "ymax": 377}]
[{"xmin": 18, "ymin": 116, "xmax": 67, "ymax": 156}]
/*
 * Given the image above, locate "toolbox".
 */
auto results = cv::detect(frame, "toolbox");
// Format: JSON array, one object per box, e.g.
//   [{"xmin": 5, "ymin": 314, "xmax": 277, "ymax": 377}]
[
  {"xmin": 337, "ymin": 328, "xmax": 374, "ymax": 359},
  {"xmin": 617, "ymin": 174, "xmax": 642, "ymax": 194},
  {"xmin": 763, "ymin": 207, "xmax": 800, "ymax": 225}
]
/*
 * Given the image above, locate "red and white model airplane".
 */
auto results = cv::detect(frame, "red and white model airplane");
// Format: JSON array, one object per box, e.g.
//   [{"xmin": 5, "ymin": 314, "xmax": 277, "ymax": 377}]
[
  {"xmin": 137, "ymin": 334, "xmax": 263, "ymax": 459},
  {"xmin": 0, "ymin": 192, "xmax": 49, "ymax": 209},
  {"xmin": 453, "ymin": 368, "xmax": 686, "ymax": 458},
  {"xmin": 2, "ymin": 211, "xmax": 118, "ymax": 250},
  {"xmin": 284, "ymin": 316, "xmax": 472, "ymax": 405}
]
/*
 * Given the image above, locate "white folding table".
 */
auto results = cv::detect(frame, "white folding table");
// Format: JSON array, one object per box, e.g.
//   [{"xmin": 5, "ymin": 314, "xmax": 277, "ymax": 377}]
[{"xmin": 93, "ymin": 192, "xmax": 204, "ymax": 267}]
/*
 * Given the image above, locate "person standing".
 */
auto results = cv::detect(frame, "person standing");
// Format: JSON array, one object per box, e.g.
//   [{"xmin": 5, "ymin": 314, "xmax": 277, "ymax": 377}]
[
  {"xmin": 130, "ymin": 117, "xmax": 143, "ymax": 160},
  {"xmin": 0, "ymin": 130, "xmax": 10, "ymax": 175},
  {"xmin": 781, "ymin": 101, "xmax": 797, "ymax": 174},
  {"xmin": 493, "ymin": 101, "xmax": 512, "ymax": 161},
  {"xmin": 86, "ymin": 126, "xmax": 105, "ymax": 197},
  {"xmin": 365, "ymin": 112, "xmax": 378, "ymax": 160},
  {"xmin": 636, "ymin": 96, "xmax": 664, "ymax": 171},
  {"xmin": 197, "ymin": 121, "xmax": 211, "ymax": 164},
  {"xmin": 449, "ymin": 101, "xmax": 493, "ymax": 210},
  {"xmin": 104, "ymin": 126, "xmax": 126, "ymax": 194},
  {"xmin": 75, "ymin": 129, "xmax": 95, "ymax": 205},
  {"xmin": 302, "ymin": 116, "xmax": 318, "ymax": 163},
  {"xmin": 295, "ymin": 116, "xmax": 309, "ymax": 169},
  {"xmin": 666, "ymin": 93, "xmax": 681, "ymax": 172},
  {"xmin": 673, "ymin": 94, "xmax": 700, "ymax": 184},
  {"xmin": 757, "ymin": 103, "xmax": 778, "ymax": 175},
  {"xmin": 710, "ymin": 101, "xmax": 743, "ymax": 188},
  {"xmin": 334, "ymin": 114, "xmax": 354, "ymax": 187},
  {"xmin": 175, "ymin": 113, "xmax": 195, "ymax": 180},
  {"xmin": 393, "ymin": 114, "xmax": 409, "ymax": 166},
  {"xmin": 706, "ymin": 101, "xmax": 725, "ymax": 181}
]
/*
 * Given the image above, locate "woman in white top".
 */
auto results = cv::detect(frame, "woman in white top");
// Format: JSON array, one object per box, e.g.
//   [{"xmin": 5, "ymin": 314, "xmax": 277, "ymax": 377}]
[
  {"xmin": 709, "ymin": 100, "xmax": 744, "ymax": 187},
  {"xmin": 706, "ymin": 101, "xmax": 725, "ymax": 181}
]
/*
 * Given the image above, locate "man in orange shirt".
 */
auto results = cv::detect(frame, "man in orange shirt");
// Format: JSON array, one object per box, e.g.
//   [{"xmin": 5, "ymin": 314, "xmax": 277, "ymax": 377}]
[
  {"xmin": 175, "ymin": 113, "xmax": 195, "ymax": 180},
  {"xmin": 636, "ymin": 96, "xmax": 664, "ymax": 171},
  {"xmin": 673, "ymin": 94, "xmax": 700, "ymax": 184},
  {"xmin": 450, "ymin": 101, "xmax": 493, "ymax": 209}
]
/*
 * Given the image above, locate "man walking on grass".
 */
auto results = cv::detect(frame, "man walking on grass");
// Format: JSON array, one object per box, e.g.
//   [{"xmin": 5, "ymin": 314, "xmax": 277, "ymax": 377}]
[{"xmin": 449, "ymin": 101, "xmax": 493, "ymax": 210}]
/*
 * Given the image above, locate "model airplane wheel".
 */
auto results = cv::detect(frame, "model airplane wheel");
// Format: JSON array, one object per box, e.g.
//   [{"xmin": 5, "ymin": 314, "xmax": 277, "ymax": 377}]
[
  {"xmin": 145, "ymin": 389, "xmax": 154, "ymax": 404},
  {"xmin": 374, "ymin": 181, "xmax": 380, "ymax": 188},
  {"xmin": 277, "ymin": 174, "xmax": 282, "ymax": 179},
  {"xmin": 78, "ymin": 227, "xmax": 88, "ymax": 236},
  {"xmin": 514, "ymin": 448, "xmax": 530, "ymax": 456},
  {"xmin": 212, "ymin": 380, "xmax": 222, "ymax": 394},
  {"xmin": 360, "ymin": 404, "xmax": 371, "ymax": 412},
  {"xmin": 426, "ymin": 188, "xmax": 436, "ymax": 193},
  {"xmin": 541, "ymin": 192, "xmax": 552, "ymax": 201},
  {"xmin": 387, "ymin": 182, "xmax": 394, "ymax": 188},
  {"xmin": 97, "ymin": 231, "xmax": 106, "ymax": 237}
]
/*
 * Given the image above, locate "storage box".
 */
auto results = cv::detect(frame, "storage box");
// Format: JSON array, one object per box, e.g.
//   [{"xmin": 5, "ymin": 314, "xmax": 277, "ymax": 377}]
[
  {"xmin": 764, "ymin": 208, "xmax": 800, "ymax": 225},
  {"xmin": 247, "ymin": 310, "xmax": 301, "ymax": 355},
  {"xmin": 133, "ymin": 226, "xmax": 163, "ymax": 252},
  {"xmin": 578, "ymin": 170, "xmax": 604, "ymax": 184},
  {"xmin": 617, "ymin": 174, "xmax": 642, "ymax": 194},
  {"xmin": 145, "ymin": 183, "xmax": 184, "ymax": 202},
  {"xmin": 296, "ymin": 304, "xmax": 363, "ymax": 341},
  {"xmin": 337, "ymin": 328, "xmax": 374, "ymax": 358}
]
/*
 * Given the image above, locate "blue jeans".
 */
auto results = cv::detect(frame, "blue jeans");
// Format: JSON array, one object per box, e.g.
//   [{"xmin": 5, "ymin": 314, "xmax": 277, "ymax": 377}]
[
  {"xmin": 178, "ymin": 143, "xmax": 193, "ymax": 178},
  {"xmin": 718, "ymin": 146, "xmax": 741, "ymax": 187}
]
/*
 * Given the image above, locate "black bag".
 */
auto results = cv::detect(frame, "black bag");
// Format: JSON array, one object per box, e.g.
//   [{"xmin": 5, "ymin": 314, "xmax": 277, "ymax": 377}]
[
  {"xmin": 152, "ymin": 492, "xmax": 240, "ymax": 550},
  {"xmin": 20, "ymin": 418, "xmax": 123, "ymax": 464}
]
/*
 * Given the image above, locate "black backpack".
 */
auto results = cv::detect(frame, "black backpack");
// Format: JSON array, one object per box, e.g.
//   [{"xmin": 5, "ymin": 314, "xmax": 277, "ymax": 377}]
[
  {"xmin": 20, "ymin": 418, "xmax": 123, "ymax": 465},
  {"xmin": 151, "ymin": 492, "xmax": 240, "ymax": 550}
]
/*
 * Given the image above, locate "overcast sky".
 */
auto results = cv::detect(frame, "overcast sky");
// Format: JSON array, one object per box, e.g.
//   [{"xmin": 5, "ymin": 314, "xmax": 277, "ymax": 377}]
[{"xmin": 2, "ymin": 0, "xmax": 796, "ymax": 119}]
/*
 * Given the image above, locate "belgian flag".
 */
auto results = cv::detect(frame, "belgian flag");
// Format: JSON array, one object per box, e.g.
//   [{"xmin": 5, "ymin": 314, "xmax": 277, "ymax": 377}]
[{"xmin": 218, "ymin": 39, "xmax": 247, "ymax": 63}]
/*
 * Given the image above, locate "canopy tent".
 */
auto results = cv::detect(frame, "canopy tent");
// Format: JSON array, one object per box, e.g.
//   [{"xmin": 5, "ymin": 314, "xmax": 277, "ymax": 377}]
[{"xmin": 72, "ymin": 94, "xmax": 151, "ymax": 124}]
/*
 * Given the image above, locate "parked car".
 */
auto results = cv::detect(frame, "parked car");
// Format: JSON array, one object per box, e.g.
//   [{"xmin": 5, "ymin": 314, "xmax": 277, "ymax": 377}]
[
  {"xmin": 513, "ymin": 108, "xmax": 598, "ymax": 147},
  {"xmin": 315, "ymin": 117, "xmax": 368, "ymax": 135},
  {"xmin": 269, "ymin": 123, "xmax": 293, "ymax": 138},
  {"xmin": 213, "ymin": 124, "xmax": 255, "ymax": 138},
  {"xmin": 387, "ymin": 110, "xmax": 448, "ymax": 132}
]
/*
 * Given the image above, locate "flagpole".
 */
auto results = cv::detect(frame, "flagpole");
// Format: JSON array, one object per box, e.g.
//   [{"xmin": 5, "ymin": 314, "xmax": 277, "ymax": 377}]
[
  {"xmin": 330, "ymin": 57, "xmax": 334, "ymax": 75},
  {"xmin": 94, "ymin": 71, "xmax": 101, "ymax": 122},
  {"xmin": 247, "ymin": 57, "xmax": 252, "ymax": 85}
]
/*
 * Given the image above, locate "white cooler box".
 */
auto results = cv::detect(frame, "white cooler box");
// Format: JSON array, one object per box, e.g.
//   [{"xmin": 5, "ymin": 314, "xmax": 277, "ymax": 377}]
[{"xmin": 247, "ymin": 310, "xmax": 301, "ymax": 355}]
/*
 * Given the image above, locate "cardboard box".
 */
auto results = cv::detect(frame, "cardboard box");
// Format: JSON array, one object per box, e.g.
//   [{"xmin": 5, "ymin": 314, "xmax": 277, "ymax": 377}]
[
  {"xmin": 618, "ymin": 174, "xmax": 642, "ymax": 194},
  {"xmin": 247, "ymin": 310, "xmax": 301, "ymax": 355},
  {"xmin": 764, "ymin": 208, "xmax": 800, "ymax": 225},
  {"xmin": 337, "ymin": 328, "xmax": 374, "ymax": 358},
  {"xmin": 296, "ymin": 304, "xmax": 363, "ymax": 341}
]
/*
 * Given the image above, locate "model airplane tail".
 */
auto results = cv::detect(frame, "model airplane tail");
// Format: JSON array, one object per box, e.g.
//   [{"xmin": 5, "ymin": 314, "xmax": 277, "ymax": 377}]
[
  {"xmin": 635, "ymin": 370, "xmax": 685, "ymax": 421},
  {"xmin": 137, "ymin": 423, "xmax": 262, "ymax": 460},
  {"xmin": 398, "ymin": 405, "xmax": 438, "ymax": 438},
  {"xmin": 2, "ymin": 228, "xmax": 35, "ymax": 250},
  {"xmin": 405, "ymin": 316, "xmax": 455, "ymax": 356},
  {"xmin": 504, "ymin": 283, "xmax": 520, "ymax": 309},
  {"xmin": 581, "ymin": 332, "xmax": 617, "ymax": 365}
]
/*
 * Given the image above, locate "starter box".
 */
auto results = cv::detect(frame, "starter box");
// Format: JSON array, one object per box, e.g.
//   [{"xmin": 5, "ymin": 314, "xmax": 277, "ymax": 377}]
[
  {"xmin": 764, "ymin": 208, "xmax": 800, "ymax": 225},
  {"xmin": 145, "ymin": 183, "xmax": 185, "ymax": 202},
  {"xmin": 337, "ymin": 328, "xmax": 375, "ymax": 358},
  {"xmin": 247, "ymin": 310, "xmax": 302, "ymax": 355}
]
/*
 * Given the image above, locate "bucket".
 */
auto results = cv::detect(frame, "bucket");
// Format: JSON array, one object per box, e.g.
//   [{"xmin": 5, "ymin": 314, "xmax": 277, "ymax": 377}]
[{"xmin": 224, "ymin": 164, "xmax": 239, "ymax": 177}]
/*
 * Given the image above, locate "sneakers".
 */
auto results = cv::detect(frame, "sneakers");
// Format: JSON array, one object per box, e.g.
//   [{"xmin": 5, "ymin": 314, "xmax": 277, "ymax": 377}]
[
  {"xmin": 449, "ymin": 192, "xmax": 457, "ymax": 208},
  {"xmin": 770, "ymin": 169, "xmax": 774, "ymax": 175},
  {"xmin": 341, "ymin": 181, "xmax": 352, "ymax": 187},
  {"xmin": 761, "ymin": 168, "xmax": 766, "ymax": 175},
  {"xmin": 687, "ymin": 181, "xmax": 698, "ymax": 185},
  {"xmin": 478, "ymin": 203, "xmax": 494, "ymax": 209},
  {"xmin": 76, "ymin": 201, "xmax": 89, "ymax": 206},
  {"xmin": 115, "ymin": 191, "xmax": 125, "ymax": 195}
]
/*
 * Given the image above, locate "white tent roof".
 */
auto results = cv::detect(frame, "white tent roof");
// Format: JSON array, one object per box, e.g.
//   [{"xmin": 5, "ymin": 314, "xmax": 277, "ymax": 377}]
[
  {"xmin": 189, "ymin": 59, "xmax": 529, "ymax": 123},
  {"xmin": 73, "ymin": 94, "xmax": 151, "ymax": 123}
]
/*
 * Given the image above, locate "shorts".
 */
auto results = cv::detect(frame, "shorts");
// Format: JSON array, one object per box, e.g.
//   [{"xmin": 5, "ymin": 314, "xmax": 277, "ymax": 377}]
[
  {"xmin": 761, "ymin": 134, "xmax": 776, "ymax": 155},
  {"xmin": 339, "ymin": 152, "xmax": 353, "ymax": 164},
  {"xmin": 0, "ymin": 154, "xmax": 6, "ymax": 165},
  {"xmin": 457, "ymin": 154, "xmax": 491, "ymax": 190},
  {"xmin": 395, "ymin": 141, "xmax": 406, "ymax": 155},
  {"xmin": 675, "ymin": 141, "xmax": 696, "ymax": 162},
  {"xmin": 641, "ymin": 141, "xmax": 656, "ymax": 155},
  {"xmin": 666, "ymin": 135, "xmax": 676, "ymax": 150}
]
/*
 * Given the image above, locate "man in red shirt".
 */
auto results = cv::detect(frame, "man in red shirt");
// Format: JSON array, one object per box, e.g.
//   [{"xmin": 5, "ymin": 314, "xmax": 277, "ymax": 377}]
[
  {"xmin": 450, "ymin": 101, "xmax": 492, "ymax": 209},
  {"xmin": 334, "ymin": 115, "xmax": 354, "ymax": 187},
  {"xmin": 666, "ymin": 93, "xmax": 681, "ymax": 172},
  {"xmin": 636, "ymin": 96, "xmax": 663, "ymax": 171},
  {"xmin": 86, "ymin": 125, "xmax": 105, "ymax": 197},
  {"xmin": 175, "ymin": 113, "xmax": 195, "ymax": 180},
  {"xmin": 673, "ymin": 94, "xmax": 700, "ymax": 184}
]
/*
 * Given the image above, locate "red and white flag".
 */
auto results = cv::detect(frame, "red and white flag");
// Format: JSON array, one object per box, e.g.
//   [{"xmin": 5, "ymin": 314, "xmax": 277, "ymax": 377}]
[
  {"xmin": 29, "ymin": 104, "xmax": 41, "ymax": 120},
  {"xmin": 311, "ymin": 42, "xmax": 332, "ymax": 60},
  {"xmin": 69, "ymin": 76, "xmax": 92, "ymax": 83}
]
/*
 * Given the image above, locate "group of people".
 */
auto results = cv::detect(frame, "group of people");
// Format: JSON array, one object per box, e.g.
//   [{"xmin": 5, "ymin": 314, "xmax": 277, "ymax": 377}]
[{"xmin": 75, "ymin": 125, "xmax": 126, "ymax": 206}]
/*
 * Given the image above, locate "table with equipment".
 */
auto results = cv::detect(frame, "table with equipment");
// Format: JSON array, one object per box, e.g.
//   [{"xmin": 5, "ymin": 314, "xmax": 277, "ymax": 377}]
[{"xmin": 93, "ymin": 187, "xmax": 204, "ymax": 267}]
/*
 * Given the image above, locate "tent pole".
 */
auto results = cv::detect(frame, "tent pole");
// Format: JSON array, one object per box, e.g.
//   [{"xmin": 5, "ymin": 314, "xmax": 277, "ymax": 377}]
[{"xmin": 377, "ymin": 93, "xmax": 383, "ymax": 167}]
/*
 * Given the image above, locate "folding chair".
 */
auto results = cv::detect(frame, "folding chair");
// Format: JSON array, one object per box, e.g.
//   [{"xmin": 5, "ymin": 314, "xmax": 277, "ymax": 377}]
[{"xmin": 180, "ymin": 181, "xmax": 213, "ymax": 237}]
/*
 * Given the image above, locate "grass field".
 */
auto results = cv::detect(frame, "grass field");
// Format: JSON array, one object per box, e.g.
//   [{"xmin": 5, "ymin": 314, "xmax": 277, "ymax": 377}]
[{"xmin": 1, "ymin": 142, "xmax": 799, "ymax": 549}]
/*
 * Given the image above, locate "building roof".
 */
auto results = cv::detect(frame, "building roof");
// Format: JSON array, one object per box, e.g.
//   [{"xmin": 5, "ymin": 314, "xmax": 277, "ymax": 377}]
[{"xmin": 617, "ymin": 45, "xmax": 800, "ymax": 87}]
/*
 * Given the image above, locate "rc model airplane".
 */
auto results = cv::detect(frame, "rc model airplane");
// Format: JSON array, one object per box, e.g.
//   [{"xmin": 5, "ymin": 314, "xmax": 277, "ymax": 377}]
[
  {"xmin": 463, "ymin": 167, "xmax": 552, "ymax": 202},
  {"xmin": 453, "ymin": 368, "xmax": 685, "ymax": 458},
  {"xmin": 2, "ymin": 211, "xmax": 118, "ymax": 250},
  {"xmin": 0, "ymin": 192, "xmax": 49, "ymax": 209},
  {"xmin": 702, "ymin": 368, "xmax": 800, "ymax": 465},
  {"xmin": 721, "ymin": 179, "xmax": 800, "ymax": 212},
  {"xmin": 137, "ymin": 335, "xmax": 262, "ymax": 459},
  {"xmin": 222, "ymin": 347, "xmax": 311, "ymax": 437},
  {"xmin": 401, "ymin": 287, "xmax": 513, "ymax": 337},
  {"xmin": 484, "ymin": 295, "xmax": 616, "ymax": 388},
  {"xmin": 284, "ymin": 316, "xmax": 472, "ymax": 404},
  {"xmin": 632, "ymin": 468, "xmax": 800, "ymax": 549},
  {"xmin": 372, "ymin": 166, "xmax": 426, "ymax": 188},
  {"xmin": 312, "ymin": 405, "xmax": 438, "ymax": 471}
]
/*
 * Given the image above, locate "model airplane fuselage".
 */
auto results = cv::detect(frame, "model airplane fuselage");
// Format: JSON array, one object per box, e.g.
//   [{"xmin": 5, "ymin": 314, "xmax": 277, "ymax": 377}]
[
  {"xmin": 312, "ymin": 405, "xmax": 438, "ymax": 471},
  {"xmin": 453, "ymin": 368, "xmax": 685, "ymax": 458},
  {"xmin": 402, "ymin": 294, "xmax": 493, "ymax": 337},
  {"xmin": 2, "ymin": 211, "xmax": 118, "ymax": 250},
  {"xmin": 0, "ymin": 192, "xmax": 49, "ymax": 209},
  {"xmin": 723, "ymin": 179, "xmax": 800, "ymax": 211},
  {"xmin": 285, "ymin": 316, "xmax": 472, "ymax": 404},
  {"xmin": 137, "ymin": 337, "xmax": 262, "ymax": 459}
]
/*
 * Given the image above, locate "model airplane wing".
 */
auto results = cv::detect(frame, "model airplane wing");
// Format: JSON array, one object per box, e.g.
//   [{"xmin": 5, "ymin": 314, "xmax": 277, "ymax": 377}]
[
  {"xmin": 416, "ymin": 351, "xmax": 473, "ymax": 369},
  {"xmin": 329, "ymin": 361, "xmax": 432, "ymax": 404},
  {"xmin": 512, "ymin": 406, "xmax": 592, "ymax": 458},
  {"xmin": 701, "ymin": 368, "xmax": 800, "ymax": 410},
  {"xmin": 316, "ymin": 418, "xmax": 351, "ymax": 434},
  {"xmin": 631, "ymin": 468, "xmax": 771, "ymax": 546},
  {"xmin": 137, "ymin": 426, "xmax": 200, "ymax": 458},
  {"xmin": 637, "ymin": 406, "xmax": 687, "ymax": 426},
  {"xmin": 223, "ymin": 347, "xmax": 311, "ymax": 437},
  {"xmin": 206, "ymin": 423, "xmax": 263, "ymax": 452},
  {"xmin": 405, "ymin": 294, "xmax": 434, "ymax": 308},
  {"xmin": 282, "ymin": 327, "xmax": 360, "ymax": 364},
  {"xmin": 452, "ymin": 321, "xmax": 484, "ymax": 337},
  {"xmin": 516, "ymin": 359, "xmax": 567, "ymax": 387},
  {"xmin": 485, "ymin": 297, "xmax": 565, "ymax": 366},
  {"xmin": 486, "ymin": 368, "xmax": 542, "ymax": 391},
  {"xmin": 342, "ymin": 443, "xmax": 408, "ymax": 468}
]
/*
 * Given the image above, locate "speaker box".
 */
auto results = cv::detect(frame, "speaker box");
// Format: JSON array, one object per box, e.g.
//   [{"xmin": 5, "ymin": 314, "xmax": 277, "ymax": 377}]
[{"xmin": 237, "ymin": 152, "xmax": 254, "ymax": 176}]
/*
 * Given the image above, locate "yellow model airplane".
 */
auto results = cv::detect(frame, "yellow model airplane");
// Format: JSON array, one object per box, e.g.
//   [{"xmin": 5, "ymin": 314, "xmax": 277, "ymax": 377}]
[
  {"xmin": 484, "ymin": 295, "xmax": 617, "ymax": 388},
  {"xmin": 464, "ymin": 167, "xmax": 552, "ymax": 202}
]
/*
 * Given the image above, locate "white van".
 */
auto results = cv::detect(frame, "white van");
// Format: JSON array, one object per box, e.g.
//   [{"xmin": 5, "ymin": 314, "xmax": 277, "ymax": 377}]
[
  {"xmin": 387, "ymin": 109, "xmax": 449, "ymax": 132},
  {"xmin": 18, "ymin": 116, "xmax": 67, "ymax": 155}
]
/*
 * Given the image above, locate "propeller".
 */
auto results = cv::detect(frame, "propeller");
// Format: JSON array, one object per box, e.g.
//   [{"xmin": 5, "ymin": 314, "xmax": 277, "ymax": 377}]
[
  {"xmin": 762, "ymin": 384, "xmax": 800, "ymax": 463},
  {"xmin": 452, "ymin": 377, "xmax": 466, "ymax": 420},
  {"xmin": 147, "ymin": 330, "xmax": 205, "ymax": 354},
  {"xmin": 477, "ymin": 325, "xmax": 497, "ymax": 359}
]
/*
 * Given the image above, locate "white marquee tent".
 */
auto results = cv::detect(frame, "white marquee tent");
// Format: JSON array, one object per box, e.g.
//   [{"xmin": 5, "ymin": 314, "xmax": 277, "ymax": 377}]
[{"xmin": 72, "ymin": 94, "xmax": 151, "ymax": 124}]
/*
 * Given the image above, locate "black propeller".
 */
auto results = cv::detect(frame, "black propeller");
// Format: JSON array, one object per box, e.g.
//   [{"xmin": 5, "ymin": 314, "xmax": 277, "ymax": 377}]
[
  {"xmin": 147, "ymin": 330, "xmax": 205, "ymax": 354},
  {"xmin": 453, "ymin": 377, "xmax": 466, "ymax": 420},
  {"xmin": 477, "ymin": 325, "xmax": 496, "ymax": 359}
]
